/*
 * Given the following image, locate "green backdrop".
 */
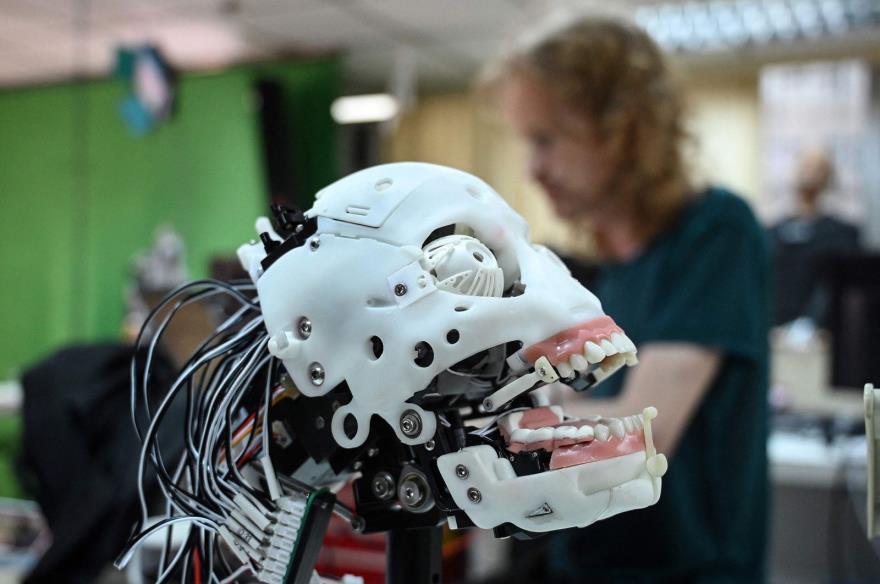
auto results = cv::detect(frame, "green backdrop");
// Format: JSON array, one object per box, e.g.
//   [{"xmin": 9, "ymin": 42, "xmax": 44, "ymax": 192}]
[{"xmin": 0, "ymin": 57, "xmax": 340, "ymax": 380}]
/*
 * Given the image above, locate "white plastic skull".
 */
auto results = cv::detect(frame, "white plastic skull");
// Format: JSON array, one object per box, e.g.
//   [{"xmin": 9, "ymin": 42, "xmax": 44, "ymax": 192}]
[
  {"xmin": 240, "ymin": 162, "xmax": 607, "ymax": 445},
  {"xmin": 237, "ymin": 162, "xmax": 666, "ymax": 533}
]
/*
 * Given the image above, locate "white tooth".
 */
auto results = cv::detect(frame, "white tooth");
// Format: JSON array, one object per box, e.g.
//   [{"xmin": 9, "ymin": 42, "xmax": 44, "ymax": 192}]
[
  {"xmin": 570, "ymin": 353, "xmax": 588, "ymax": 372},
  {"xmin": 625, "ymin": 353, "xmax": 639, "ymax": 366},
  {"xmin": 554, "ymin": 426, "xmax": 577, "ymax": 440},
  {"xmin": 556, "ymin": 361, "xmax": 574, "ymax": 378},
  {"xmin": 595, "ymin": 424, "xmax": 610, "ymax": 441},
  {"xmin": 609, "ymin": 419, "xmax": 625, "ymax": 439},
  {"xmin": 584, "ymin": 341, "xmax": 605, "ymax": 363},
  {"xmin": 615, "ymin": 333, "xmax": 637, "ymax": 353},
  {"xmin": 623, "ymin": 417, "xmax": 635, "ymax": 433},
  {"xmin": 511, "ymin": 428, "xmax": 532, "ymax": 443},
  {"xmin": 631, "ymin": 415, "xmax": 643, "ymax": 429},
  {"xmin": 528, "ymin": 427, "xmax": 554, "ymax": 443},
  {"xmin": 575, "ymin": 425, "xmax": 594, "ymax": 440},
  {"xmin": 600, "ymin": 339, "xmax": 618, "ymax": 356},
  {"xmin": 498, "ymin": 412, "xmax": 524, "ymax": 436}
]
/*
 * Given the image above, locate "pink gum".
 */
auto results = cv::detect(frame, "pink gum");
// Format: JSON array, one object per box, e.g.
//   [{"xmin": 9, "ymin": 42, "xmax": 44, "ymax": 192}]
[{"xmin": 522, "ymin": 315, "xmax": 624, "ymax": 367}]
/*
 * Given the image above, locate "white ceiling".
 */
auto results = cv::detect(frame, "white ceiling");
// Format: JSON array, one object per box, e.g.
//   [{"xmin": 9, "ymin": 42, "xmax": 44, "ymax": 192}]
[
  {"xmin": 0, "ymin": 0, "xmax": 635, "ymax": 90},
  {"xmin": 0, "ymin": 0, "xmax": 877, "ymax": 92}
]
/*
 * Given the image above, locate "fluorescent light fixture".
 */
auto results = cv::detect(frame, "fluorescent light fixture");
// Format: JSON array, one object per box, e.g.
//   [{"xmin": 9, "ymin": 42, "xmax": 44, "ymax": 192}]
[{"xmin": 331, "ymin": 94, "xmax": 399, "ymax": 124}]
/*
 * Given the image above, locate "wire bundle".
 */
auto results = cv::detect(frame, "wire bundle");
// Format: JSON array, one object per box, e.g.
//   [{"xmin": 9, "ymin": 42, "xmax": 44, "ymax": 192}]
[{"xmin": 115, "ymin": 279, "xmax": 308, "ymax": 583}]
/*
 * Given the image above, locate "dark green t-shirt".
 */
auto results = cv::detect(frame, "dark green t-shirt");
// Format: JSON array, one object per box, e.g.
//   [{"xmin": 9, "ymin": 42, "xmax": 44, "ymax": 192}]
[{"xmin": 548, "ymin": 187, "xmax": 771, "ymax": 583}]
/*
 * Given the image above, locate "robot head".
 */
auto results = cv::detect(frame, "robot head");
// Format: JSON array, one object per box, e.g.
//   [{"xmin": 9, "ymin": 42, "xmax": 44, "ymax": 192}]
[{"xmin": 237, "ymin": 162, "xmax": 666, "ymax": 534}]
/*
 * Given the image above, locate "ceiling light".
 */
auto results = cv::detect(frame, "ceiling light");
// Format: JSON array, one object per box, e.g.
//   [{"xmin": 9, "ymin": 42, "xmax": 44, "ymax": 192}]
[{"xmin": 330, "ymin": 94, "xmax": 399, "ymax": 124}]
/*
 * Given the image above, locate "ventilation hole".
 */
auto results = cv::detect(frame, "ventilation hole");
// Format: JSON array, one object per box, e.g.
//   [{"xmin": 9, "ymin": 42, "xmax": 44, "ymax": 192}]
[
  {"xmin": 375, "ymin": 178, "xmax": 393, "ymax": 191},
  {"xmin": 466, "ymin": 185, "xmax": 485, "ymax": 200},
  {"xmin": 343, "ymin": 414, "xmax": 358, "ymax": 439},
  {"xmin": 414, "ymin": 341, "xmax": 434, "ymax": 367},
  {"xmin": 369, "ymin": 336, "xmax": 384, "ymax": 360},
  {"xmin": 454, "ymin": 305, "xmax": 471, "ymax": 312},
  {"xmin": 473, "ymin": 251, "xmax": 484, "ymax": 262},
  {"xmin": 446, "ymin": 329, "xmax": 460, "ymax": 344}
]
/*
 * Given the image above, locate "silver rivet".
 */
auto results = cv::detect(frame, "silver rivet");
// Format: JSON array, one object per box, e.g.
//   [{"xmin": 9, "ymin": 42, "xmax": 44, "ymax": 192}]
[
  {"xmin": 371, "ymin": 472, "xmax": 395, "ymax": 500},
  {"xmin": 315, "ymin": 416, "xmax": 325, "ymax": 429},
  {"xmin": 399, "ymin": 409, "xmax": 422, "ymax": 437},
  {"xmin": 425, "ymin": 440, "xmax": 435, "ymax": 451},
  {"xmin": 455, "ymin": 464, "xmax": 469, "ymax": 479},
  {"xmin": 298, "ymin": 317, "xmax": 312, "ymax": 339},
  {"xmin": 309, "ymin": 362, "xmax": 325, "ymax": 386},
  {"xmin": 467, "ymin": 487, "xmax": 482, "ymax": 503},
  {"xmin": 394, "ymin": 283, "xmax": 408, "ymax": 296},
  {"xmin": 310, "ymin": 237, "xmax": 320, "ymax": 251}
]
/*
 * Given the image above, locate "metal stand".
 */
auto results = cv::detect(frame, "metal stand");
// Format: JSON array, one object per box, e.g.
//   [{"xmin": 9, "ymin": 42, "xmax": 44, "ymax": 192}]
[{"xmin": 386, "ymin": 526, "xmax": 442, "ymax": 584}]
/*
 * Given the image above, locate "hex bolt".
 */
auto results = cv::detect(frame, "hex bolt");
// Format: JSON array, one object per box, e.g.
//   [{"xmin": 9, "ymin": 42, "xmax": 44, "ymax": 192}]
[
  {"xmin": 455, "ymin": 464, "xmax": 469, "ymax": 479},
  {"xmin": 298, "ymin": 317, "xmax": 312, "ymax": 339},
  {"xmin": 309, "ymin": 362, "xmax": 325, "ymax": 386},
  {"xmin": 467, "ymin": 487, "xmax": 482, "ymax": 503},
  {"xmin": 399, "ymin": 409, "xmax": 422, "ymax": 437},
  {"xmin": 394, "ymin": 283, "xmax": 408, "ymax": 296}
]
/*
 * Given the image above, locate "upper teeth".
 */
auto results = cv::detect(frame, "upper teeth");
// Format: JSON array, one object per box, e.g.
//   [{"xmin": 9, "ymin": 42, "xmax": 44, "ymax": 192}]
[{"xmin": 558, "ymin": 333, "xmax": 638, "ymax": 378}]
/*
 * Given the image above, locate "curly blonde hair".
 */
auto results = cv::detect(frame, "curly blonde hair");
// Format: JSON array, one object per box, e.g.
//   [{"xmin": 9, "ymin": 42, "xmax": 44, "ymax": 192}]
[{"xmin": 483, "ymin": 17, "xmax": 695, "ymax": 250}]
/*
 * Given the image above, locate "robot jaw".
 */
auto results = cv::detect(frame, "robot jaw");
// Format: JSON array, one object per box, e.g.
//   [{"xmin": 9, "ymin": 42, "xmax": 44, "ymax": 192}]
[
  {"xmin": 437, "ymin": 405, "xmax": 667, "ymax": 534},
  {"xmin": 349, "ymin": 314, "xmax": 666, "ymax": 537}
]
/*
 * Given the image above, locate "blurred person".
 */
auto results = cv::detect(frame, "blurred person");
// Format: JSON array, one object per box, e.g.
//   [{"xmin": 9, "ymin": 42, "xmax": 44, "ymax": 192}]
[
  {"xmin": 483, "ymin": 16, "xmax": 770, "ymax": 583},
  {"xmin": 769, "ymin": 149, "xmax": 861, "ymax": 327}
]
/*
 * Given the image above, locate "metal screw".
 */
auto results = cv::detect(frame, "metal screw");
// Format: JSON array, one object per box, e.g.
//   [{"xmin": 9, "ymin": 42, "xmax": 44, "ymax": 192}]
[
  {"xmin": 455, "ymin": 464, "xmax": 469, "ymax": 479},
  {"xmin": 467, "ymin": 487, "xmax": 482, "ymax": 503},
  {"xmin": 399, "ymin": 409, "xmax": 422, "ymax": 437},
  {"xmin": 538, "ymin": 366, "xmax": 547, "ymax": 376},
  {"xmin": 394, "ymin": 283, "xmax": 408, "ymax": 296},
  {"xmin": 371, "ymin": 472, "xmax": 395, "ymax": 500},
  {"xmin": 309, "ymin": 362, "xmax": 325, "ymax": 386},
  {"xmin": 399, "ymin": 477, "xmax": 425, "ymax": 508},
  {"xmin": 425, "ymin": 440, "xmax": 435, "ymax": 451},
  {"xmin": 298, "ymin": 317, "xmax": 312, "ymax": 339},
  {"xmin": 367, "ymin": 447, "xmax": 379, "ymax": 458},
  {"xmin": 309, "ymin": 237, "xmax": 320, "ymax": 251},
  {"xmin": 315, "ymin": 416, "xmax": 325, "ymax": 430},
  {"xmin": 351, "ymin": 517, "xmax": 365, "ymax": 532},
  {"xmin": 483, "ymin": 398, "xmax": 493, "ymax": 411}
]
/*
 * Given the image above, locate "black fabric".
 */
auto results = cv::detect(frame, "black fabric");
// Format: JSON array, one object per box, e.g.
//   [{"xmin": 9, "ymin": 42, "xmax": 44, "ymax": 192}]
[
  {"xmin": 768, "ymin": 215, "xmax": 861, "ymax": 325},
  {"xmin": 18, "ymin": 342, "xmax": 178, "ymax": 584}
]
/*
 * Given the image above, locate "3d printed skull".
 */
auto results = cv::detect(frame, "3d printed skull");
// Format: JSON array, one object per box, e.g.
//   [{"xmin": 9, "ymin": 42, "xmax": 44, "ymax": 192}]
[{"xmin": 237, "ymin": 162, "xmax": 667, "ymax": 534}]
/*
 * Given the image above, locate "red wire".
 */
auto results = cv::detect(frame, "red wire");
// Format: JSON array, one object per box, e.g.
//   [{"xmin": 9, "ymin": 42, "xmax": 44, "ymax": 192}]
[{"xmin": 193, "ymin": 548, "xmax": 202, "ymax": 584}]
